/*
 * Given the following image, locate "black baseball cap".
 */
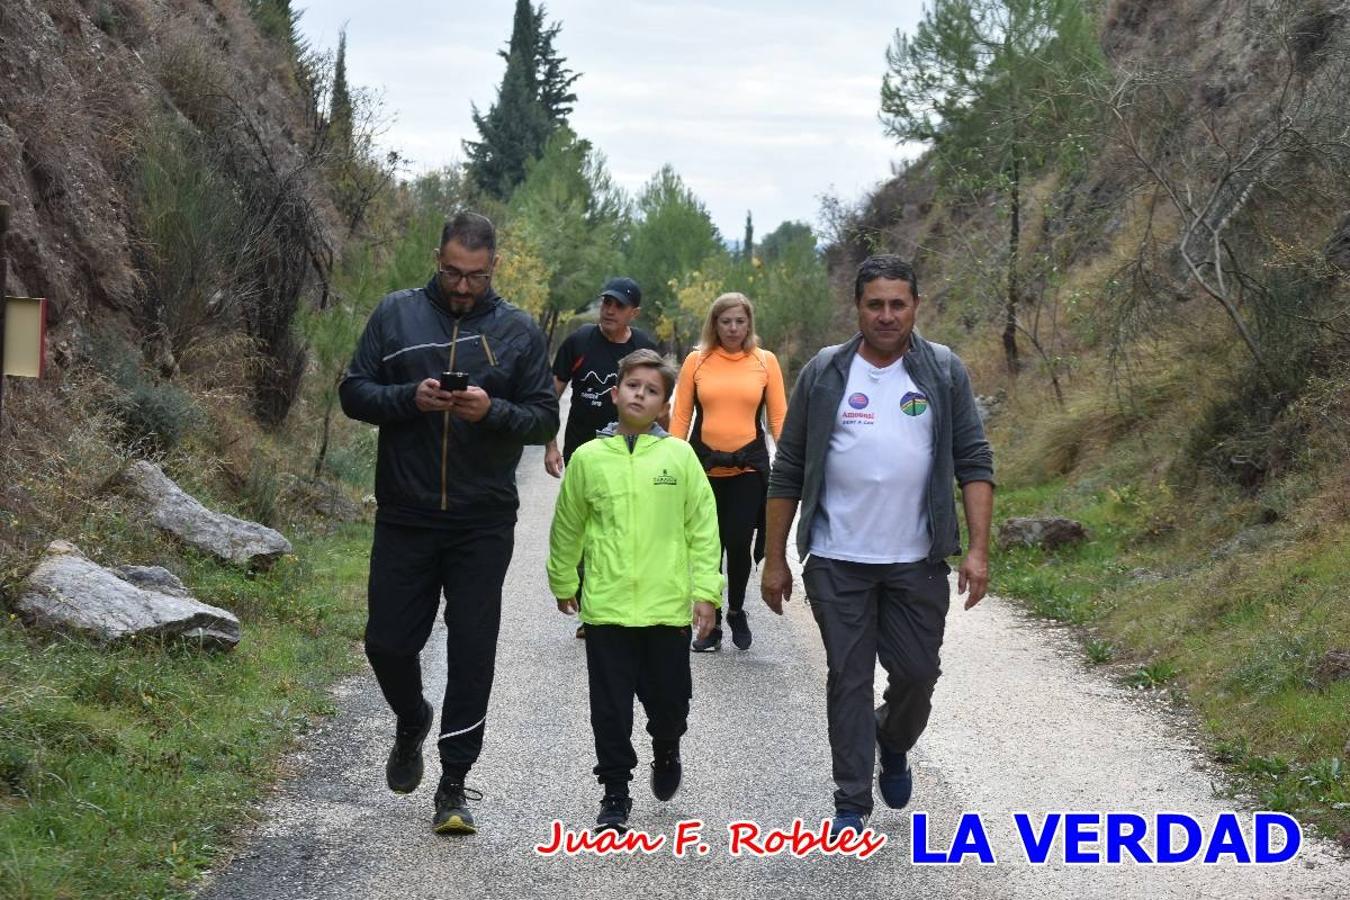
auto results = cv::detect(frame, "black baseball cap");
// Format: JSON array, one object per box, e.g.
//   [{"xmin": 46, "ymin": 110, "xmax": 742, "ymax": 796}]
[{"xmin": 599, "ymin": 277, "xmax": 641, "ymax": 307}]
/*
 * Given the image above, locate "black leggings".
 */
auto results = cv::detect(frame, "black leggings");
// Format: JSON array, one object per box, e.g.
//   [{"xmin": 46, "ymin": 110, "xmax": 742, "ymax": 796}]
[{"xmin": 708, "ymin": 472, "xmax": 764, "ymax": 620}]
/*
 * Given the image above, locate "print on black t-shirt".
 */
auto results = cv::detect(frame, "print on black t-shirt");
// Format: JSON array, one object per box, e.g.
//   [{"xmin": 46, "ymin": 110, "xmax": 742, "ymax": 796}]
[{"xmin": 552, "ymin": 324, "xmax": 659, "ymax": 460}]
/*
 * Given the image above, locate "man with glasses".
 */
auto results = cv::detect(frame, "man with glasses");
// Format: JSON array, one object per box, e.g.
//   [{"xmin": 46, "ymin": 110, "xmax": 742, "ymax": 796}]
[
  {"xmin": 340, "ymin": 211, "xmax": 558, "ymax": 836},
  {"xmin": 544, "ymin": 277, "xmax": 659, "ymax": 638}
]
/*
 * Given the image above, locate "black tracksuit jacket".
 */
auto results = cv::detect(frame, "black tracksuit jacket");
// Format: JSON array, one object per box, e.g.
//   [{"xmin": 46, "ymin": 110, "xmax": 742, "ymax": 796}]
[{"xmin": 339, "ymin": 278, "xmax": 559, "ymax": 527}]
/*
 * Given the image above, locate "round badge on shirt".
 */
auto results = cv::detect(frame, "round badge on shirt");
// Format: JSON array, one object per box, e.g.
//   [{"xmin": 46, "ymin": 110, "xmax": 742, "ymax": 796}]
[{"xmin": 900, "ymin": 391, "xmax": 929, "ymax": 417}]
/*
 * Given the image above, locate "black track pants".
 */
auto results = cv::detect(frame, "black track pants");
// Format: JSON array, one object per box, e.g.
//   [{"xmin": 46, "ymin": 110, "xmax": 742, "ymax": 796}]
[
  {"xmin": 363, "ymin": 519, "xmax": 514, "ymax": 780},
  {"xmin": 584, "ymin": 624, "xmax": 692, "ymax": 791},
  {"xmin": 708, "ymin": 471, "xmax": 764, "ymax": 620}
]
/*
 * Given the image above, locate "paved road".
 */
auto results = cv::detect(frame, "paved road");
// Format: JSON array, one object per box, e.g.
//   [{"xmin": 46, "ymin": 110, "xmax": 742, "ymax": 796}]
[{"xmin": 197, "ymin": 443, "xmax": 1348, "ymax": 900}]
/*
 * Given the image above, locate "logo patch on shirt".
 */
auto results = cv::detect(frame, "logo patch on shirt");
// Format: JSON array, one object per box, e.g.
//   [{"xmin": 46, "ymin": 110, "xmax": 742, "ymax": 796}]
[
  {"xmin": 900, "ymin": 391, "xmax": 930, "ymax": 417},
  {"xmin": 652, "ymin": 469, "xmax": 677, "ymax": 486},
  {"xmin": 848, "ymin": 392, "xmax": 870, "ymax": 410}
]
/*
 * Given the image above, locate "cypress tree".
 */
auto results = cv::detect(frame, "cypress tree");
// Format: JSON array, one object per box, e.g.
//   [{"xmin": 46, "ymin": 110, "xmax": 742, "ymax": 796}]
[
  {"xmin": 329, "ymin": 29, "xmax": 353, "ymax": 153},
  {"xmin": 465, "ymin": 0, "xmax": 579, "ymax": 200}
]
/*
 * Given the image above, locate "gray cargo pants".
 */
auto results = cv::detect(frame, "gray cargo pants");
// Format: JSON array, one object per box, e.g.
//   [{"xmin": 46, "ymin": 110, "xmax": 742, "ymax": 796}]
[{"xmin": 802, "ymin": 555, "xmax": 951, "ymax": 814}]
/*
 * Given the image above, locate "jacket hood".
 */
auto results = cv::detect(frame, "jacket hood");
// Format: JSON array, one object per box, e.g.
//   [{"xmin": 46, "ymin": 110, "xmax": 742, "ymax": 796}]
[{"xmin": 597, "ymin": 421, "xmax": 670, "ymax": 440}]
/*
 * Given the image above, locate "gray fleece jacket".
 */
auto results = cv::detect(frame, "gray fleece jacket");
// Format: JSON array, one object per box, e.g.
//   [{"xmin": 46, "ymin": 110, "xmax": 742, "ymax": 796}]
[{"xmin": 767, "ymin": 332, "xmax": 994, "ymax": 564}]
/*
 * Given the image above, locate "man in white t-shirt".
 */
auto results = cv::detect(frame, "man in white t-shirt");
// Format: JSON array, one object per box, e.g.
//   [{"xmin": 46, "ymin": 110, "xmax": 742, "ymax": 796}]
[{"xmin": 761, "ymin": 255, "xmax": 994, "ymax": 838}]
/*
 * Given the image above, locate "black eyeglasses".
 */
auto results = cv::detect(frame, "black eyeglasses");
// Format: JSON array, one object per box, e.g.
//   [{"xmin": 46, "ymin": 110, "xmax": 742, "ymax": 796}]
[{"xmin": 437, "ymin": 266, "xmax": 492, "ymax": 289}]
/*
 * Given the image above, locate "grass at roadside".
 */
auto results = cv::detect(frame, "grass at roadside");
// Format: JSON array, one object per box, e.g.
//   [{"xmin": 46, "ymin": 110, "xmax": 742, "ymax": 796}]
[
  {"xmin": 989, "ymin": 482, "xmax": 1350, "ymax": 847},
  {"xmin": 0, "ymin": 526, "xmax": 369, "ymax": 899}
]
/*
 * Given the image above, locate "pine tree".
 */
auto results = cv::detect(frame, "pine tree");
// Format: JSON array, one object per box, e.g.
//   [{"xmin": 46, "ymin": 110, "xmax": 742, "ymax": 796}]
[
  {"xmin": 465, "ymin": 0, "xmax": 579, "ymax": 200},
  {"xmin": 247, "ymin": 0, "xmax": 303, "ymax": 53},
  {"xmin": 742, "ymin": 211, "xmax": 754, "ymax": 262},
  {"xmin": 881, "ymin": 0, "xmax": 1100, "ymax": 374}
]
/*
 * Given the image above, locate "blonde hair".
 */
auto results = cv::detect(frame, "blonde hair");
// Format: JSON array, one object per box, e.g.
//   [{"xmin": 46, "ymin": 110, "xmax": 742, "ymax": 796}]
[{"xmin": 698, "ymin": 292, "xmax": 759, "ymax": 353}]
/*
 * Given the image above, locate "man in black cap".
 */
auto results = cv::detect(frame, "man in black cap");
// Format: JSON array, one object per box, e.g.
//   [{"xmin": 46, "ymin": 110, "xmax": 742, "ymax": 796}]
[{"xmin": 546, "ymin": 277, "xmax": 660, "ymax": 636}]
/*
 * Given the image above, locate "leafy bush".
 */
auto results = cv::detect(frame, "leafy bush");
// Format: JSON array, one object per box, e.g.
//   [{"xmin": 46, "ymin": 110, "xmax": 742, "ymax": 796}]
[
  {"xmin": 87, "ymin": 330, "xmax": 204, "ymax": 454},
  {"xmin": 323, "ymin": 426, "xmax": 378, "ymax": 490},
  {"xmin": 1180, "ymin": 268, "xmax": 1341, "ymax": 490},
  {"xmin": 116, "ymin": 382, "xmax": 204, "ymax": 454}
]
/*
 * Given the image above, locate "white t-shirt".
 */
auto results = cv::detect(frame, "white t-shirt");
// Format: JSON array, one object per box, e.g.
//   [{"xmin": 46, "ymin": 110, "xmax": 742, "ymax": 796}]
[{"xmin": 809, "ymin": 352, "xmax": 935, "ymax": 563}]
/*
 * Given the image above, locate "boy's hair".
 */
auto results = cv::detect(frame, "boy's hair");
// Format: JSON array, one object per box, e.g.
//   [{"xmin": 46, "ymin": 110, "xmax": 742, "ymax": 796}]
[{"xmin": 617, "ymin": 349, "xmax": 677, "ymax": 401}]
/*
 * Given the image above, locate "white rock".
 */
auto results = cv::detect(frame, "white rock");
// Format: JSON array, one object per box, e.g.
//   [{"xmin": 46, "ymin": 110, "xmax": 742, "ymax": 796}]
[
  {"xmin": 122, "ymin": 460, "xmax": 292, "ymax": 569},
  {"xmin": 16, "ymin": 541, "xmax": 240, "ymax": 649}
]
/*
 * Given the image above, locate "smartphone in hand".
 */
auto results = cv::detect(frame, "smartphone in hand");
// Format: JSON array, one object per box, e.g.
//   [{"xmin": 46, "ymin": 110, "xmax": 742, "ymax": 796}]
[{"xmin": 440, "ymin": 371, "xmax": 469, "ymax": 392}]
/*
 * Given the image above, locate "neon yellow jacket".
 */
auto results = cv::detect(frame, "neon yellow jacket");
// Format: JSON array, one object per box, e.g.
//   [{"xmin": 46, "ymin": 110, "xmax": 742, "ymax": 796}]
[{"xmin": 547, "ymin": 425, "xmax": 723, "ymax": 626}]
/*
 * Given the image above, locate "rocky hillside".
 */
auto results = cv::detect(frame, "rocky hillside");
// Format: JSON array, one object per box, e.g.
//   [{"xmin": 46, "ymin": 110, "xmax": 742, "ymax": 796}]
[{"xmin": 0, "ymin": 0, "xmax": 336, "ymax": 410}]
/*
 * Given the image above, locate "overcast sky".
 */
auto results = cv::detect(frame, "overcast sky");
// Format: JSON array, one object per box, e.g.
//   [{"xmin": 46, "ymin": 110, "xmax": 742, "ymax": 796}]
[{"xmin": 296, "ymin": 1, "xmax": 927, "ymax": 240}]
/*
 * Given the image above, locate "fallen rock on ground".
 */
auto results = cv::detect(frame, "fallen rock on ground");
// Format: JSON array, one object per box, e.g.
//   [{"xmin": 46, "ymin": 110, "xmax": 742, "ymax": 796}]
[
  {"xmin": 16, "ymin": 541, "xmax": 240, "ymax": 649},
  {"xmin": 997, "ymin": 516, "xmax": 1089, "ymax": 551},
  {"xmin": 122, "ymin": 460, "xmax": 292, "ymax": 569}
]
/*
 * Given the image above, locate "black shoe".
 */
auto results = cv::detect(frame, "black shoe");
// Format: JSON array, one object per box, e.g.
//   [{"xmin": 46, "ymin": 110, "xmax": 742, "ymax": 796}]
[
  {"xmin": 432, "ymin": 778, "xmax": 482, "ymax": 835},
  {"xmin": 727, "ymin": 611, "xmax": 752, "ymax": 650},
  {"xmin": 691, "ymin": 627, "xmax": 722, "ymax": 653},
  {"xmin": 385, "ymin": 699, "xmax": 433, "ymax": 794},
  {"xmin": 651, "ymin": 749, "xmax": 682, "ymax": 801},
  {"xmin": 596, "ymin": 793, "xmax": 633, "ymax": 832}
]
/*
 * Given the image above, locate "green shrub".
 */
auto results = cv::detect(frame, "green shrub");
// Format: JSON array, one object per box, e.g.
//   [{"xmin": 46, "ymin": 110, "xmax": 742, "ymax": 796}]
[
  {"xmin": 239, "ymin": 454, "xmax": 281, "ymax": 527},
  {"xmin": 1227, "ymin": 627, "xmax": 1323, "ymax": 697},
  {"xmin": 117, "ymin": 382, "xmax": 203, "ymax": 454},
  {"xmin": 324, "ymin": 426, "xmax": 378, "ymax": 490},
  {"xmin": 1179, "ymin": 268, "xmax": 1338, "ymax": 490}
]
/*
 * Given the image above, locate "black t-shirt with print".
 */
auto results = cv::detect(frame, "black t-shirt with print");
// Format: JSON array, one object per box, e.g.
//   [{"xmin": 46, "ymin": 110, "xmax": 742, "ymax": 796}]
[{"xmin": 552, "ymin": 324, "xmax": 659, "ymax": 460}]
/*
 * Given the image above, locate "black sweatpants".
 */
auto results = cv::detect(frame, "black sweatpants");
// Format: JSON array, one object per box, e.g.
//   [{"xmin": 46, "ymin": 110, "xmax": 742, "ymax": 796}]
[
  {"xmin": 584, "ymin": 624, "xmax": 692, "ymax": 791},
  {"xmin": 708, "ymin": 472, "xmax": 764, "ymax": 621},
  {"xmin": 363, "ymin": 519, "xmax": 515, "ymax": 780},
  {"xmin": 803, "ymin": 556, "xmax": 951, "ymax": 814}
]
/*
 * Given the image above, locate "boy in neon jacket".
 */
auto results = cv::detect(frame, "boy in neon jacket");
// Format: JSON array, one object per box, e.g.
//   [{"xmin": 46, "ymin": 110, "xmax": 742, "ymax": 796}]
[{"xmin": 547, "ymin": 348, "xmax": 723, "ymax": 832}]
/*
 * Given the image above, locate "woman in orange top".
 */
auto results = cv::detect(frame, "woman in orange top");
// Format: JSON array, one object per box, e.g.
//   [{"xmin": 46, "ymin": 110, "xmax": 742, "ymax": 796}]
[{"xmin": 671, "ymin": 293, "xmax": 788, "ymax": 652}]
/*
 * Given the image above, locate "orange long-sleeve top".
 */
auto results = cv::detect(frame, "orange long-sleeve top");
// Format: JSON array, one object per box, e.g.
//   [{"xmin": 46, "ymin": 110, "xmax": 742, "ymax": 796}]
[{"xmin": 670, "ymin": 347, "xmax": 788, "ymax": 477}]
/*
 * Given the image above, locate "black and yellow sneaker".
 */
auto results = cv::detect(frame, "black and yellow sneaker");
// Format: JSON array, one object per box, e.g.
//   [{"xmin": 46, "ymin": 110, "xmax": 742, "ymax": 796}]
[
  {"xmin": 385, "ymin": 699, "xmax": 433, "ymax": 794},
  {"xmin": 432, "ymin": 778, "xmax": 482, "ymax": 835}
]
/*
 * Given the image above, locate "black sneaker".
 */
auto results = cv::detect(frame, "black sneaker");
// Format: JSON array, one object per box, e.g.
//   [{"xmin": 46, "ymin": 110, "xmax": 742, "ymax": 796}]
[
  {"xmin": 385, "ymin": 699, "xmax": 433, "ymax": 794},
  {"xmin": 432, "ymin": 778, "xmax": 482, "ymax": 835},
  {"xmin": 651, "ymin": 749, "xmax": 682, "ymax": 801},
  {"xmin": 596, "ymin": 793, "xmax": 632, "ymax": 832},
  {"xmin": 691, "ymin": 627, "xmax": 722, "ymax": 653},
  {"xmin": 727, "ymin": 611, "xmax": 752, "ymax": 650}
]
